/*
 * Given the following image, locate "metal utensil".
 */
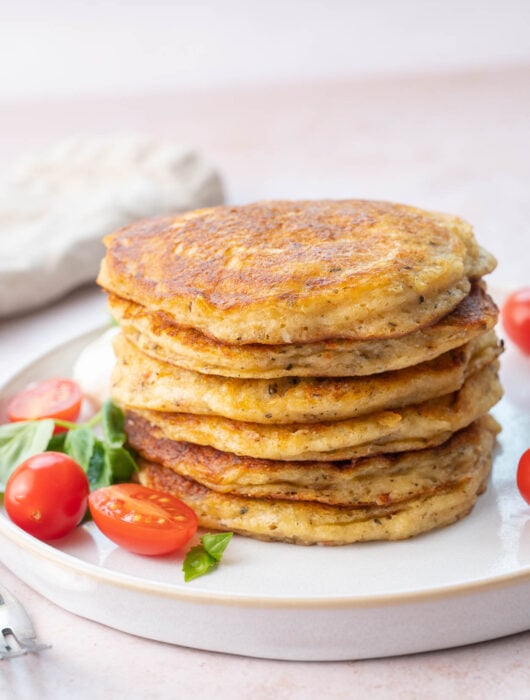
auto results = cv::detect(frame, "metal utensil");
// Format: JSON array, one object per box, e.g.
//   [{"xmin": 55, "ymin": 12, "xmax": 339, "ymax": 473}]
[{"xmin": 0, "ymin": 583, "xmax": 50, "ymax": 659}]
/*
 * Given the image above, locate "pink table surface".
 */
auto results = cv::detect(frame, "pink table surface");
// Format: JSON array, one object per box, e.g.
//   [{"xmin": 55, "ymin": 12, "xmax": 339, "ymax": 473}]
[{"xmin": 1, "ymin": 67, "xmax": 530, "ymax": 697}]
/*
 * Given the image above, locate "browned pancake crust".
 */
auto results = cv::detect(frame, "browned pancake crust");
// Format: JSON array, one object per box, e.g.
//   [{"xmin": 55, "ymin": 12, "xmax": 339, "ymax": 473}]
[
  {"xmin": 108, "ymin": 282, "xmax": 499, "ymax": 378},
  {"xmin": 111, "ymin": 330, "xmax": 501, "ymax": 424},
  {"xmin": 136, "ymin": 416, "xmax": 497, "ymax": 544},
  {"xmin": 126, "ymin": 360, "xmax": 502, "ymax": 461},
  {"xmin": 98, "ymin": 200, "xmax": 495, "ymax": 344},
  {"xmin": 127, "ymin": 414, "xmax": 499, "ymax": 506}
]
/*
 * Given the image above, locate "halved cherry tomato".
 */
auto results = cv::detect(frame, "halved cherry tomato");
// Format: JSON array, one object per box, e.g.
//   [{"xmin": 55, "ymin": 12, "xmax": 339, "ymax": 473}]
[
  {"xmin": 5, "ymin": 452, "xmax": 89, "ymax": 540},
  {"xmin": 502, "ymin": 288, "xmax": 530, "ymax": 355},
  {"xmin": 6, "ymin": 378, "xmax": 82, "ymax": 433},
  {"xmin": 88, "ymin": 484, "xmax": 198, "ymax": 556},
  {"xmin": 517, "ymin": 449, "xmax": 530, "ymax": 505}
]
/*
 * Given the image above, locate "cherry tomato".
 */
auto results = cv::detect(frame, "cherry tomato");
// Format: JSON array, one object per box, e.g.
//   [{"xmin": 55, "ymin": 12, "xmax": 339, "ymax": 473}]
[
  {"xmin": 502, "ymin": 288, "xmax": 530, "ymax": 354},
  {"xmin": 517, "ymin": 449, "xmax": 530, "ymax": 505},
  {"xmin": 5, "ymin": 452, "xmax": 89, "ymax": 540},
  {"xmin": 6, "ymin": 378, "xmax": 82, "ymax": 433},
  {"xmin": 88, "ymin": 484, "xmax": 198, "ymax": 556}
]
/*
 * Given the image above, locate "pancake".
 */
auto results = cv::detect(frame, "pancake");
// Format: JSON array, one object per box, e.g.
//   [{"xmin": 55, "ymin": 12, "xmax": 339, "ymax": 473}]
[
  {"xmin": 128, "ymin": 414, "xmax": 499, "ymax": 506},
  {"xmin": 100, "ymin": 199, "xmax": 500, "ymax": 544},
  {"xmin": 107, "ymin": 281, "xmax": 498, "ymax": 379},
  {"xmin": 127, "ymin": 360, "xmax": 502, "ymax": 461},
  {"xmin": 111, "ymin": 330, "xmax": 501, "ymax": 424},
  {"xmin": 137, "ymin": 415, "xmax": 497, "ymax": 544},
  {"xmin": 98, "ymin": 200, "xmax": 496, "ymax": 345}
]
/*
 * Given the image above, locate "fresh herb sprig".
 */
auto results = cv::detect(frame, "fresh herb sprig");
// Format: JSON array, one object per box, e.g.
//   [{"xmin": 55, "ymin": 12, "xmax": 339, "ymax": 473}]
[
  {"xmin": 183, "ymin": 532, "xmax": 233, "ymax": 582},
  {"xmin": 0, "ymin": 420, "xmax": 55, "ymax": 490},
  {"xmin": 0, "ymin": 400, "xmax": 137, "ymax": 492}
]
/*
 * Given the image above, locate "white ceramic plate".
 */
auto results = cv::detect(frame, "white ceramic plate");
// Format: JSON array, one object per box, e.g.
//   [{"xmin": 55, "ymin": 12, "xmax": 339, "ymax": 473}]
[{"xmin": 1, "ymin": 328, "xmax": 530, "ymax": 661}]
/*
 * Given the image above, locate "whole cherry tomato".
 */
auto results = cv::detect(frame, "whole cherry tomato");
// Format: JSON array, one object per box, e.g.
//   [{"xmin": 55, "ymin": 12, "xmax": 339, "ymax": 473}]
[
  {"xmin": 502, "ymin": 288, "xmax": 530, "ymax": 354},
  {"xmin": 517, "ymin": 449, "xmax": 530, "ymax": 505},
  {"xmin": 5, "ymin": 452, "xmax": 89, "ymax": 540}
]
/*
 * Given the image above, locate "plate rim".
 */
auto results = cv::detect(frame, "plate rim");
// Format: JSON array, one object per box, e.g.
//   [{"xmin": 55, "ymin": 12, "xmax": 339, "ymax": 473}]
[{"xmin": 1, "ymin": 508, "xmax": 530, "ymax": 609}]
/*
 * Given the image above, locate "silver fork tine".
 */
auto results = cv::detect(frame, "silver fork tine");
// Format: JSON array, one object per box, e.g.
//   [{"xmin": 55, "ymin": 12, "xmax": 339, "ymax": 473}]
[{"xmin": 0, "ymin": 583, "xmax": 51, "ymax": 659}]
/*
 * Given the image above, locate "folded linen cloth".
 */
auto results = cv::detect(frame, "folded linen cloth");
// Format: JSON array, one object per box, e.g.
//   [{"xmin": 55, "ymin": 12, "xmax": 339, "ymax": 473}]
[{"xmin": 0, "ymin": 137, "xmax": 224, "ymax": 317}]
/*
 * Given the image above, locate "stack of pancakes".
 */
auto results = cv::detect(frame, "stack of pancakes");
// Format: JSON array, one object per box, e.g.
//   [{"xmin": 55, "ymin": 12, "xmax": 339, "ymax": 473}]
[{"xmin": 97, "ymin": 200, "xmax": 502, "ymax": 545}]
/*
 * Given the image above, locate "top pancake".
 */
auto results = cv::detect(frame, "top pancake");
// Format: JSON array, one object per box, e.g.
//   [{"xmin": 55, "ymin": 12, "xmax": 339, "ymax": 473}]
[{"xmin": 98, "ymin": 200, "xmax": 496, "ymax": 345}]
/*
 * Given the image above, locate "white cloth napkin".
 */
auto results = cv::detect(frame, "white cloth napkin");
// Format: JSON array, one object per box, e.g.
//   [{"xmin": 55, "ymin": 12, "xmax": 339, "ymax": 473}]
[{"xmin": 0, "ymin": 137, "xmax": 224, "ymax": 317}]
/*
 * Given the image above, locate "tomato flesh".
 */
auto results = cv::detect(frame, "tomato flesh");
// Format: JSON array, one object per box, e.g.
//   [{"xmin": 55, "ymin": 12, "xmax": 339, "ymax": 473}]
[
  {"xmin": 517, "ymin": 449, "xmax": 530, "ymax": 505},
  {"xmin": 5, "ymin": 452, "xmax": 89, "ymax": 540},
  {"xmin": 88, "ymin": 484, "xmax": 198, "ymax": 555},
  {"xmin": 7, "ymin": 378, "xmax": 82, "ymax": 433},
  {"xmin": 502, "ymin": 288, "xmax": 530, "ymax": 355}
]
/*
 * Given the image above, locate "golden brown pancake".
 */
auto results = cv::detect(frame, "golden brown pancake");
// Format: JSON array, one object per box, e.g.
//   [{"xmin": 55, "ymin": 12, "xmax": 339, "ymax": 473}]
[
  {"xmin": 108, "ymin": 282, "xmax": 498, "ymax": 378},
  {"xmin": 101, "ymin": 199, "xmax": 500, "ymax": 545},
  {"xmin": 111, "ymin": 330, "xmax": 501, "ymax": 424},
  {"xmin": 98, "ymin": 200, "xmax": 496, "ymax": 344},
  {"xmin": 128, "ymin": 414, "xmax": 499, "ymax": 506},
  {"xmin": 126, "ymin": 361, "xmax": 502, "ymax": 461},
  {"xmin": 137, "ymin": 415, "xmax": 498, "ymax": 544}
]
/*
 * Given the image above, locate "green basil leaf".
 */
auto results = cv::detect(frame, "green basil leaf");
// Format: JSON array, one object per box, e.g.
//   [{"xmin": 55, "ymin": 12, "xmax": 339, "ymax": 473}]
[
  {"xmin": 86, "ymin": 439, "xmax": 112, "ymax": 490},
  {"xmin": 183, "ymin": 533, "xmax": 234, "ymax": 581},
  {"xmin": 46, "ymin": 431, "xmax": 67, "ymax": 453},
  {"xmin": 64, "ymin": 426, "xmax": 95, "ymax": 472},
  {"xmin": 201, "ymin": 532, "xmax": 233, "ymax": 562},
  {"xmin": 102, "ymin": 400, "xmax": 126, "ymax": 448},
  {"xmin": 0, "ymin": 420, "xmax": 55, "ymax": 491},
  {"xmin": 105, "ymin": 446, "xmax": 138, "ymax": 482},
  {"xmin": 182, "ymin": 545, "xmax": 217, "ymax": 582}
]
